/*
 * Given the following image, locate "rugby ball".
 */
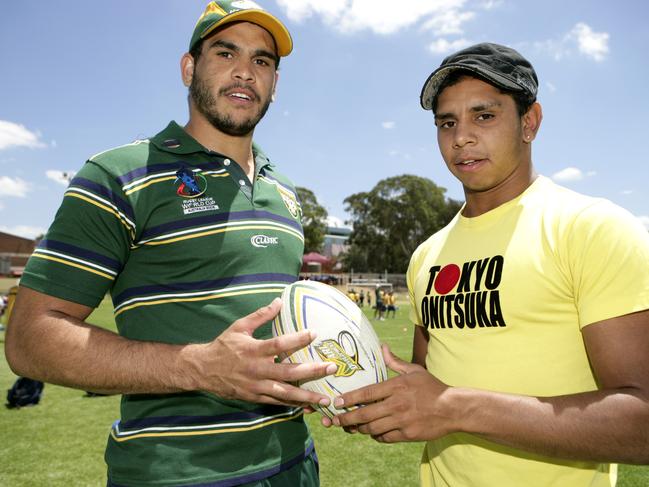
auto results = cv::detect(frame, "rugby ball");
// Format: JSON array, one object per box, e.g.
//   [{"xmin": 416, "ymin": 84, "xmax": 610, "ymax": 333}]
[{"xmin": 272, "ymin": 280, "xmax": 388, "ymax": 418}]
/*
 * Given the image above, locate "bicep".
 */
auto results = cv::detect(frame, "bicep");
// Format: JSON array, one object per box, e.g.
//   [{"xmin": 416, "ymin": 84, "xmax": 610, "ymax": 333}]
[
  {"xmin": 411, "ymin": 325, "xmax": 429, "ymax": 368},
  {"xmin": 582, "ymin": 309, "xmax": 649, "ymax": 391},
  {"xmin": 12, "ymin": 286, "xmax": 94, "ymax": 322}
]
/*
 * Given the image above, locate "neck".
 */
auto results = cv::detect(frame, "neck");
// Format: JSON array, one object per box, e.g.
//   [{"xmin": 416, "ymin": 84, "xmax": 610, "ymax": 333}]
[
  {"xmin": 462, "ymin": 163, "xmax": 537, "ymax": 218},
  {"xmin": 184, "ymin": 113, "xmax": 255, "ymax": 180}
]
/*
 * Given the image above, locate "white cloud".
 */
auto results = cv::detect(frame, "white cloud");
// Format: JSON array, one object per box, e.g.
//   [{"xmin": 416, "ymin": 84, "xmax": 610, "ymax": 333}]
[
  {"xmin": 429, "ymin": 37, "xmax": 471, "ymax": 54},
  {"xmin": 0, "ymin": 176, "xmax": 29, "ymax": 197},
  {"xmin": 0, "ymin": 225, "xmax": 46, "ymax": 240},
  {"xmin": 637, "ymin": 215, "xmax": 649, "ymax": 231},
  {"xmin": 0, "ymin": 120, "xmax": 47, "ymax": 151},
  {"xmin": 389, "ymin": 150, "xmax": 399, "ymax": 156},
  {"xmin": 535, "ymin": 22, "xmax": 609, "ymax": 62},
  {"xmin": 545, "ymin": 81, "xmax": 557, "ymax": 93},
  {"xmin": 46, "ymin": 170, "xmax": 75, "ymax": 186},
  {"xmin": 326, "ymin": 215, "xmax": 350, "ymax": 229},
  {"xmin": 479, "ymin": 0, "xmax": 503, "ymax": 9},
  {"xmin": 422, "ymin": 9, "xmax": 475, "ymax": 36},
  {"xmin": 276, "ymin": 0, "xmax": 471, "ymax": 35},
  {"xmin": 570, "ymin": 22, "xmax": 609, "ymax": 62},
  {"xmin": 586, "ymin": 170, "xmax": 597, "ymax": 177},
  {"xmin": 621, "ymin": 189, "xmax": 633, "ymax": 195},
  {"xmin": 382, "ymin": 121, "xmax": 396, "ymax": 129},
  {"xmin": 551, "ymin": 167, "xmax": 584, "ymax": 182},
  {"xmin": 0, "ymin": 201, "xmax": 4, "ymax": 211},
  {"xmin": 51, "ymin": 140, "xmax": 57, "ymax": 148}
]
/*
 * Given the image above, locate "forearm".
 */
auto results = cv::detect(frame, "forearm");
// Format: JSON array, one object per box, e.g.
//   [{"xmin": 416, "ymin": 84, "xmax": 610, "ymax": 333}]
[
  {"xmin": 6, "ymin": 306, "xmax": 200, "ymax": 395},
  {"xmin": 452, "ymin": 386, "xmax": 649, "ymax": 464}
]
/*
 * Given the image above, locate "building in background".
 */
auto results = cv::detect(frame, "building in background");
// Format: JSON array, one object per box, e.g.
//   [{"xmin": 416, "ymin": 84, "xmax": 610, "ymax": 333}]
[
  {"xmin": 0, "ymin": 231, "xmax": 36, "ymax": 276},
  {"xmin": 323, "ymin": 216, "xmax": 352, "ymax": 261}
]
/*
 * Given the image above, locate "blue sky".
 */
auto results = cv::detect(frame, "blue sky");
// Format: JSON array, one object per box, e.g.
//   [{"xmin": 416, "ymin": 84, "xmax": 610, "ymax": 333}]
[{"xmin": 1, "ymin": 0, "xmax": 648, "ymax": 238}]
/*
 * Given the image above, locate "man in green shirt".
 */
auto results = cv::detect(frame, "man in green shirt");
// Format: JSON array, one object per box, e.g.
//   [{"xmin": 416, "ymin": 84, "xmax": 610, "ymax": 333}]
[{"xmin": 5, "ymin": 2, "xmax": 335, "ymax": 486}]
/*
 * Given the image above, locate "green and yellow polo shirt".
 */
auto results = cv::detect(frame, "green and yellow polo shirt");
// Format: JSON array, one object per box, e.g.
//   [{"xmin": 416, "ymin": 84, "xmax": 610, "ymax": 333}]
[{"xmin": 21, "ymin": 121, "xmax": 312, "ymax": 486}]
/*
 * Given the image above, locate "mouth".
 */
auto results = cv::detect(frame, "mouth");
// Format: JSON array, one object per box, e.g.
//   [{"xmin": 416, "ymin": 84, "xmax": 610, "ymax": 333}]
[
  {"xmin": 454, "ymin": 158, "xmax": 488, "ymax": 171},
  {"xmin": 223, "ymin": 86, "xmax": 257, "ymax": 104}
]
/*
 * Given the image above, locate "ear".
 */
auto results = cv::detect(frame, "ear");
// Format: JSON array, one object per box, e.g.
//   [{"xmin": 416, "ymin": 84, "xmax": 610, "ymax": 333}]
[
  {"xmin": 181, "ymin": 53, "xmax": 195, "ymax": 87},
  {"xmin": 271, "ymin": 70, "xmax": 279, "ymax": 102},
  {"xmin": 522, "ymin": 102, "xmax": 543, "ymax": 143}
]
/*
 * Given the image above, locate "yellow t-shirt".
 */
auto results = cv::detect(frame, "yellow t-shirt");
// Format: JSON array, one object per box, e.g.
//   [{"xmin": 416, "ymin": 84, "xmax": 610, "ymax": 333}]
[{"xmin": 407, "ymin": 176, "xmax": 649, "ymax": 487}]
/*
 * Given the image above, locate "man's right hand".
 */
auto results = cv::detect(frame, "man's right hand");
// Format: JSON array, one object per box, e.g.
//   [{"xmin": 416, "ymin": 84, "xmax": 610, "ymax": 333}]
[{"xmin": 186, "ymin": 297, "xmax": 338, "ymax": 407}]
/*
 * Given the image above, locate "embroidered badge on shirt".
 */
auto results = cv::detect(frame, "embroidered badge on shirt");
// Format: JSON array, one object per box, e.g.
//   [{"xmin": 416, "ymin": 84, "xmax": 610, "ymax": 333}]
[
  {"xmin": 276, "ymin": 185, "xmax": 300, "ymax": 219},
  {"xmin": 175, "ymin": 167, "xmax": 207, "ymax": 198}
]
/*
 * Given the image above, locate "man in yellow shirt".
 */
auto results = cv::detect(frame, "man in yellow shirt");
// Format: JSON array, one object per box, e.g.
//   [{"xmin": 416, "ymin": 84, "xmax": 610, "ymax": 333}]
[{"xmin": 332, "ymin": 43, "xmax": 649, "ymax": 486}]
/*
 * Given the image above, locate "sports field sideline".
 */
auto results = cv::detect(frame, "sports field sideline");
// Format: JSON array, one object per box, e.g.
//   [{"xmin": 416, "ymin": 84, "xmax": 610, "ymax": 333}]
[{"xmin": 1, "ymin": 295, "xmax": 648, "ymax": 486}]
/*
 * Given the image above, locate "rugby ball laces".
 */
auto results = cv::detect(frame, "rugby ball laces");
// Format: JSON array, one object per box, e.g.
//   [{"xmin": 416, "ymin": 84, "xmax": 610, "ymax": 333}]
[{"xmin": 272, "ymin": 280, "xmax": 388, "ymax": 419}]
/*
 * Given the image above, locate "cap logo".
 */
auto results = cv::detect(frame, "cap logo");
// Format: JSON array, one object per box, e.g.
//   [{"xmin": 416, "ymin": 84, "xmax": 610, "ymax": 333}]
[{"xmin": 196, "ymin": 2, "xmax": 228, "ymax": 26}]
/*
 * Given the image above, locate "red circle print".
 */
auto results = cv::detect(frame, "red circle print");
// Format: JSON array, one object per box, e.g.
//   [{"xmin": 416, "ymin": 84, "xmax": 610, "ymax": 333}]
[{"xmin": 434, "ymin": 264, "xmax": 461, "ymax": 295}]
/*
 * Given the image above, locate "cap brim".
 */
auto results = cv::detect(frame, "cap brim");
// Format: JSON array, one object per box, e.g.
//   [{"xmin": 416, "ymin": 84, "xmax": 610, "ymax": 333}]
[
  {"xmin": 420, "ymin": 64, "xmax": 524, "ymax": 111},
  {"xmin": 200, "ymin": 10, "xmax": 293, "ymax": 57}
]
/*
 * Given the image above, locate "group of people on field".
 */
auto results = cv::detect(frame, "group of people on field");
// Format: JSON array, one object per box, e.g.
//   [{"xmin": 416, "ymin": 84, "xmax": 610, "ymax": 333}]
[
  {"xmin": 347, "ymin": 287, "xmax": 397, "ymax": 320},
  {"xmin": 4, "ymin": 1, "xmax": 648, "ymax": 486}
]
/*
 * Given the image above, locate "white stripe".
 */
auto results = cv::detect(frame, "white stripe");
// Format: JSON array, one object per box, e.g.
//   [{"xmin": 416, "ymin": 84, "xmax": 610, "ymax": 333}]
[
  {"xmin": 34, "ymin": 249, "xmax": 118, "ymax": 276},
  {"xmin": 113, "ymin": 407, "xmax": 301, "ymax": 437},
  {"xmin": 136, "ymin": 219, "xmax": 302, "ymax": 245},
  {"xmin": 114, "ymin": 282, "xmax": 288, "ymax": 312},
  {"xmin": 89, "ymin": 139, "xmax": 149, "ymax": 161},
  {"xmin": 258, "ymin": 175, "xmax": 297, "ymax": 199},
  {"xmin": 66, "ymin": 187, "xmax": 136, "ymax": 230},
  {"xmin": 122, "ymin": 169, "xmax": 178, "ymax": 191}
]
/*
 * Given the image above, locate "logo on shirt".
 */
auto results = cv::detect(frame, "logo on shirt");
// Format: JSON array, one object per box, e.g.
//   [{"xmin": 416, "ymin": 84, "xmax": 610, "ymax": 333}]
[
  {"xmin": 276, "ymin": 186, "xmax": 300, "ymax": 219},
  {"xmin": 175, "ymin": 167, "xmax": 207, "ymax": 198},
  {"xmin": 420, "ymin": 255, "xmax": 507, "ymax": 331},
  {"xmin": 251, "ymin": 235, "xmax": 279, "ymax": 248}
]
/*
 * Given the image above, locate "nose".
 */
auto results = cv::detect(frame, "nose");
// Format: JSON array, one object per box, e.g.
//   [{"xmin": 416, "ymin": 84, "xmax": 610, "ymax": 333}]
[
  {"xmin": 452, "ymin": 122, "xmax": 476, "ymax": 149},
  {"xmin": 232, "ymin": 58, "xmax": 254, "ymax": 83}
]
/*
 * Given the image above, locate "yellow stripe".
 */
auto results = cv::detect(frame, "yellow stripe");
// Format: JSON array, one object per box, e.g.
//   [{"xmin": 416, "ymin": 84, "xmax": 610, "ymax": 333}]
[
  {"xmin": 143, "ymin": 224, "xmax": 303, "ymax": 246},
  {"xmin": 124, "ymin": 175, "xmax": 176, "ymax": 195},
  {"xmin": 111, "ymin": 409, "xmax": 303, "ymax": 442},
  {"xmin": 115, "ymin": 287, "xmax": 284, "ymax": 317},
  {"xmin": 66, "ymin": 193, "xmax": 134, "ymax": 236},
  {"xmin": 208, "ymin": 173, "xmax": 229, "ymax": 178},
  {"xmin": 31, "ymin": 254, "xmax": 115, "ymax": 280}
]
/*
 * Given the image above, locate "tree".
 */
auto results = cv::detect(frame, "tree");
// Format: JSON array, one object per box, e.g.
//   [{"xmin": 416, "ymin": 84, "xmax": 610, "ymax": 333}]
[
  {"xmin": 296, "ymin": 186, "xmax": 328, "ymax": 254},
  {"xmin": 341, "ymin": 175, "xmax": 462, "ymax": 273}
]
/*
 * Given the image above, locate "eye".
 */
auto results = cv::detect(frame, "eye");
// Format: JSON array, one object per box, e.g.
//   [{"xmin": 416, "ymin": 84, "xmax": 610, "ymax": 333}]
[
  {"xmin": 477, "ymin": 113, "xmax": 494, "ymax": 121},
  {"xmin": 254, "ymin": 58, "xmax": 270, "ymax": 66},
  {"xmin": 437, "ymin": 120, "xmax": 456, "ymax": 129},
  {"xmin": 217, "ymin": 51, "xmax": 233, "ymax": 59}
]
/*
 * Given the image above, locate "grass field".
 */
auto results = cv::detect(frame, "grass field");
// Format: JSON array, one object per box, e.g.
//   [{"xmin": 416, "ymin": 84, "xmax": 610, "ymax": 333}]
[{"xmin": 1, "ymin": 298, "xmax": 647, "ymax": 486}]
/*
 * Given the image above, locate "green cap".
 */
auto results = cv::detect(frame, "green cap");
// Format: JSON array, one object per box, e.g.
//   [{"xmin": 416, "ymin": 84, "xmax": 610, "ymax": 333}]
[{"xmin": 189, "ymin": 1, "xmax": 293, "ymax": 57}]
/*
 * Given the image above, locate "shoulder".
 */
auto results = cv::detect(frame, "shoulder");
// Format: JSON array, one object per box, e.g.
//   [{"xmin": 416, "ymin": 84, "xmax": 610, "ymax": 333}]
[
  {"xmin": 87, "ymin": 138, "xmax": 155, "ymax": 175},
  {"xmin": 534, "ymin": 177, "xmax": 646, "ymax": 238}
]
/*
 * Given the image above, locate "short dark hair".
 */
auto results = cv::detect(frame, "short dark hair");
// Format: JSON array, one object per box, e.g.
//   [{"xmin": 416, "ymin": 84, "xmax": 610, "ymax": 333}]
[{"xmin": 432, "ymin": 69, "xmax": 536, "ymax": 117}]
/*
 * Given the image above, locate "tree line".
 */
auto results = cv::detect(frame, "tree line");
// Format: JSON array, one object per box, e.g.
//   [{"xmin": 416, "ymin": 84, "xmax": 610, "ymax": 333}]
[{"xmin": 298, "ymin": 174, "xmax": 462, "ymax": 274}]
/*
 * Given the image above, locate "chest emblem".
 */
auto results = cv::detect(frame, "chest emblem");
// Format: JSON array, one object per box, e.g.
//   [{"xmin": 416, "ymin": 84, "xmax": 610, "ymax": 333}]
[
  {"xmin": 175, "ymin": 167, "xmax": 207, "ymax": 198},
  {"xmin": 276, "ymin": 185, "xmax": 300, "ymax": 219}
]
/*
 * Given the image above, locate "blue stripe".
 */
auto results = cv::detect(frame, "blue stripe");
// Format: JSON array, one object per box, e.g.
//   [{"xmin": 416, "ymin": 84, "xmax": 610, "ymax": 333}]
[
  {"xmin": 70, "ymin": 177, "xmax": 135, "ymax": 222},
  {"xmin": 38, "ymin": 239, "xmax": 122, "ymax": 272},
  {"xmin": 106, "ymin": 442, "xmax": 316, "ymax": 487},
  {"xmin": 116, "ymin": 161, "xmax": 224, "ymax": 186},
  {"xmin": 117, "ymin": 404, "xmax": 295, "ymax": 430},
  {"xmin": 112, "ymin": 272, "xmax": 296, "ymax": 307},
  {"xmin": 138, "ymin": 210, "xmax": 302, "ymax": 241}
]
